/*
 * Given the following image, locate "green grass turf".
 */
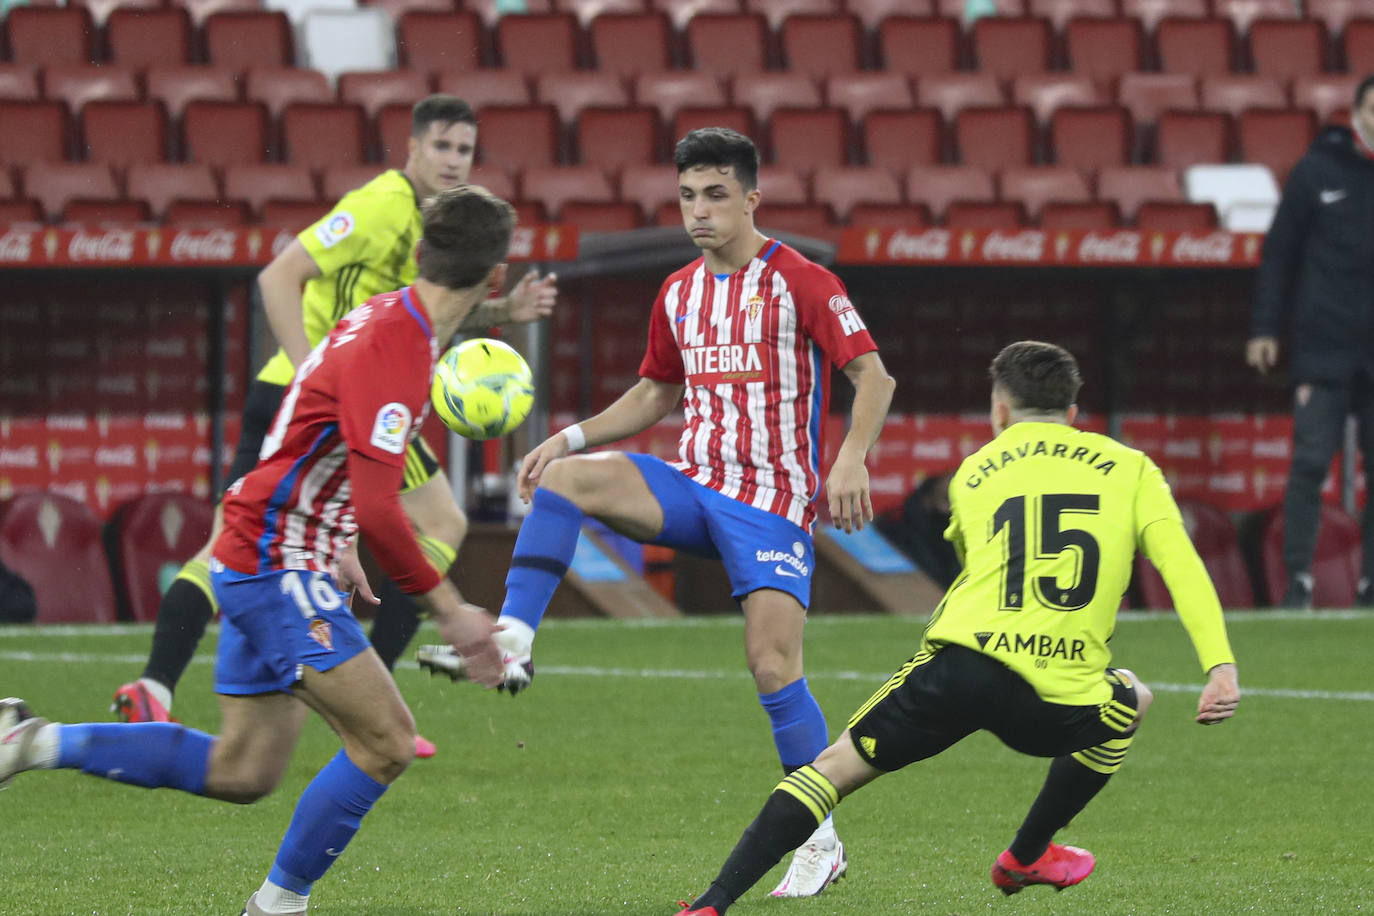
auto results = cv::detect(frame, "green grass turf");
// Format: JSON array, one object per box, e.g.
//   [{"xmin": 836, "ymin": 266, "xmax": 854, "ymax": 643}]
[{"xmin": 2, "ymin": 611, "xmax": 1372, "ymax": 915}]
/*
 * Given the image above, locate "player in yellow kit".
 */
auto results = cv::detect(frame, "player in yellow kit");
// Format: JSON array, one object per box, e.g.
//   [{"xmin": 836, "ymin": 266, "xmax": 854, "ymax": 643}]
[{"xmin": 676, "ymin": 341, "xmax": 1241, "ymax": 914}]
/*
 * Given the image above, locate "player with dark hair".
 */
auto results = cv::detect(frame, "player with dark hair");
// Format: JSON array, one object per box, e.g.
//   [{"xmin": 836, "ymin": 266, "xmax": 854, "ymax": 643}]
[
  {"xmin": 422, "ymin": 126, "xmax": 895, "ymax": 897},
  {"xmin": 1, "ymin": 185, "xmax": 517, "ymax": 916},
  {"xmin": 674, "ymin": 340, "xmax": 1240, "ymax": 914},
  {"xmin": 113, "ymin": 95, "xmax": 558, "ymax": 759}
]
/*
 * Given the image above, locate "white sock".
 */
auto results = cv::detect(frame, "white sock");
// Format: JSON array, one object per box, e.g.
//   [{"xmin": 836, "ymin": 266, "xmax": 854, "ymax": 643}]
[
  {"xmin": 28, "ymin": 723, "xmax": 62, "ymax": 770},
  {"xmin": 138, "ymin": 677, "xmax": 173, "ymax": 712},
  {"xmin": 255, "ymin": 880, "xmax": 309, "ymax": 914}
]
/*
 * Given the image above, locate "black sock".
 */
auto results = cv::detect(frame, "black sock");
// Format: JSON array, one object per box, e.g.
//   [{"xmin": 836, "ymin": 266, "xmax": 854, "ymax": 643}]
[
  {"xmin": 369, "ymin": 578, "xmax": 423, "ymax": 672},
  {"xmin": 141, "ymin": 579, "xmax": 215, "ymax": 691},
  {"xmin": 1009, "ymin": 756, "xmax": 1112, "ymax": 865},
  {"xmin": 691, "ymin": 787, "xmax": 828, "ymax": 913}
]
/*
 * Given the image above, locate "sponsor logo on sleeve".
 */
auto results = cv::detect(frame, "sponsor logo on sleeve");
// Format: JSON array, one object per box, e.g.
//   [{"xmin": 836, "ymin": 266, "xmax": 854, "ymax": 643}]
[
  {"xmin": 314, "ymin": 211, "xmax": 355, "ymax": 249},
  {"xmin": 828, "ymin": 295, "xmax": 867, "ymax": 336},
  {"xmin": 370, "ymin": 402, "xmax": 411, "ymax": 455}
]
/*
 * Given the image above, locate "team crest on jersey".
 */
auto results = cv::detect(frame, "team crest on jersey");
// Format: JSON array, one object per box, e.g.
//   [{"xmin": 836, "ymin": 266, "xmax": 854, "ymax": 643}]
[
  {"xmin": 370, "ymin": 402, "xmax": 412, "ymax": 455},
  {"xmin": 746, "ymin": 294, "xmax": 764, "ymax": 322},
  {"xmin": 315, "ymin": 211, "xmax": 355, "ymax": 249},
  {"xmin": 307, "ymin": 618, "xmax": 334, "ymax": 651}
]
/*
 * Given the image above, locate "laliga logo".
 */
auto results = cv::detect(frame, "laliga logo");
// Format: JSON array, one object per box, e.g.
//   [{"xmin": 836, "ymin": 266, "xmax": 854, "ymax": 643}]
[{"xmin": 381, "ymin": 406, "xmax": 407, "ymax": 435}]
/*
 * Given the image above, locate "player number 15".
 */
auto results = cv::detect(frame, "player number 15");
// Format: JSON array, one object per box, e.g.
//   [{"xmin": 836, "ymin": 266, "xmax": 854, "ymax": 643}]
[{"xmin": 990, "ymin": 493, "xmax": 1101, "ymax": 611}]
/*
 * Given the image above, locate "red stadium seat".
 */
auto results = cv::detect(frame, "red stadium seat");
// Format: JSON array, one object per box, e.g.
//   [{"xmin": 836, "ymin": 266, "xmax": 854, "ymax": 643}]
[
  {"xmin": 338, "ymin": 70, "xmax": 433, "ymax": 120},
  {"xmin": 1260, "ymin": 503, "xmax": 1359, "ymax": 607},
  {"xmin": 281, "ymin": 103, "xmax": 367, "ymax": 170},
  {"xmin": 1155, "ymin": 18, "xmax": 1236, "ymax": 76},
  {"xmin": 1308, "ymin": 0, "xmax": 1374, "ymax": 38},
  {"xmin": 1135, "ymin": 199, "xmax": 1217, "ymax": 228},
  {"xmin": 376, "ymin": 104, "xmax": 415, "ymax": 168},
  {"xmin": 62, "ymin": 199, "xmax": 148, "ymax": 223},
  {"xmin": 1063, "ymin": 17, "xmax": 1144, "ymax": 82},
  {"xmin": 475, "ymin": 104, "xmax": 561, "ymax": 171},
  {"xmin": 244, "ymin": 67, "xmax": 333, "ymax": 120},
  {"xmin": 863, "ymin": 109, "xmax": 942, "ymax": 173},
  {"xmin": 561, "ymin": 200, "xmax": 642, "ymax": 231},
  {"xmin": 496, "ymin": 12, "xmax": 580, "ymax": 74},
  {"xmin": 1155, "ymin": 110, "xmax": 1231, "ymax": 169},
  {"xmin": 651, "ymin": 0, "xmax": 742, "ymax": 31},
  {"xmin": 165, "ymin": 198, "xmax": 251, "ymax": 226},
  {"xmin": 1293, "ymin": 74, "xmax": 1360, "ymax": 125},
  {"xmin": 685, "ymin": 13, "xmax": 770, "ymax": 75},
  {"xmin": 935, "ymin": 0, "xmax": 1025, "ymax": 19},
  {"xmin": 955, "ymin": 106, "xmax": 1033, "ymax": 170},
  {"xmin": 847, "ymin": 0, "xmax": 934, "ymax": 29},
  {"xmin": 0, "ymin": 65, "xmax": 40, "ymax": 101},
  {"xmin": 467, "ymin": 164, "xmax": 517, "ymax": 202},
  {"xmin": 590, "ymin": 12, "xmax": 674, "ymax": 76},
  {"xmin": 779, "ymin": 14, "xmax": 862, "ymax": 78},
  {"xmin": 536, "ymin": 71, "xmax": 631, "ymax": 126},
  {"xmin": 1248, "ymin": 19, "xmax": 1326, "ymax": 79},
  {"xmin": 522, "ymin": 164, "xmax": 615, "ymax": 218},
  {"xmin": 182, "ymin": 101, "xmax": 269, "ymax": 167},
  {"xmin": 1121, "ymin": 0, "xmax": 1207, "ymax": 33},
  {"xmin": 223, "ymin": 163, "xmax": 317, "ymax": 218},
  {"xmin": 106, "ymin": 8, "xmax": 193, "ymax": 67},
  {"xmin": 1049, "ymin": 106, "xmax": 1131, "ymax": 171},
  {"xmin": 261, "ymin": 199, "xmax": 329, "ymax": 231},
  {"xmin": 825, "ymin": 72, "xmax": 915, "ymax": 125},
  {"xmin": 634, "ymin": 70, "xmax": 727, "ymax": 123},
  {"xmin": 71, "ymin": 0, "xmax": 161, "ymax": 26},
  {"xmin": 734, "ymin": 72, "xmax": 822, "ymax": 126},
  {"xmin": 467, "ymin": 0, "xmax": 556, "ymax": 28},
  {"xmin": 576, "ymin": 106, "xmax": 660, "ymax": 171},
  {"xmin": 971, "ymin": 17, "xmax": 1051, "ymax": 79},
  {"xmin": 434, "ymin": 70, "xmax": 534, "ymax": 110},
  {"xmin": 127, "ymin": 163, "xmax": 219, "ymax": 220},
  {"xmin": 558, "ymin": 0, "xmax": 649, "ymax": 27},
  {"xmin": 363, "ymin": 0, "xmax": 454, "ymax": 18},
  {"xmin": 743, "ymin": 0, "xmax": 839, "ymax": 30},
  {"xmin": 22, "ymin": 162, "xmax": 119, "ymax": 222},
  {"xmin": 108, "ymin": 493, "xmax": 215, "ymax": 623},
  {"xmin": 1345, "ymin": 19, "xmax": 1374, "ymax": 74},
  {"xmin": 0, "ymin": 492, "xmax": 117, "ymax": 623},
  {"xmin": 757, "ymin": 165, "xmax": 809, "ymax": 205},
  {"xmin": 0, "ymin": 199, "xmax": 41, "ymax": 222},
  {"xmin": 397, "ymin": 11, "xmax": 484, "ymax": 74},
  {"xmin": 671, "ymin": 105, "xmax": 756, "ymax": 142},
  {"xmin": 321, "ymin": 165, "xmax": 388, "ymax": 200},
  {"xmin": 1237, "ymin": 108, "xmax": 1315, "ymax": 185},
  {"xmin": 0, "ymin": 101, "xmax": 69, "ymax": 164},
  {"xmin": 878, "ymin": 17, "xmax": 961, "ymax": 76},
  {"xmin": 1135, "ymin": 500, "xmax": 1254, "ymax": 609},
  {"xmin": 81, "ymin": 101, "xmax": 168, "ymax": 167},
  {"xmin": 203, "ymin": 11, "xmax": 294, "ymax": 70},
  {"xmin": 179, "ymin": 0, "xmax": 262, "ymax": 27},
  {"xmin": 1028, "ymin": 0, "xmax": 1118, "ymax": 31},
  {"xmin": 999, "ymin": 166, "xmax": 1091, "ymax": 221},
  {"xmin": 619, "ymin": 163, "xmax": 679, "ymax": 218},
  {"xmin": 906, "ymin": 164, "xmax": 996, "ymax": 221},
  {"xmin": 754, "ymin": 203, "xmax": 837, "ymax": 241},
  {"xmin": 1039, "ymin": 201, "xmax": 1119, "ymax": 228},
  {"xmin": 1116, "ymin": 72, "xmax": 1198, "ymax": 125},
  {"xmin": 145, "ymin": 66, "xmax": 238, "ymax": 120},
  {"xmin": 1213, "ymin": 0, "xmax": 1296, "ymax": 34},
  {"xmin": 1011, "ymin": 74, "xmax": 1104, "ymax": 127},
  {"xmin": 915, "ymin": 72, "xmax": 1005, "ymax": 123},
  {"xmin": 945, "ymin": 200, "xmax": 1026, "ymax": 227},
  {"xmin": 5, "ymin": 7, "xmax": 95, "ymax": 67},
  {"xmin": 769, "ymin": 107, "xmax": 849, "ymax": 173},
  {"xmin": 42, "ymin": 65, "xmax": 138, "ymax": 114},
  {"xmin": 812, "ymin": 166, "xmax": 902, "ymax": 222},
  {"xmin": 1096, "ymin": 165, "xmax": 1183, "ymax": 222},
  {"xmin": 847, "ymin": 202, "xmax": 933, "ymax": 227},
  {"xmin": 1199, "ymin": 74, "xmax": 1287, "ymax": 118}
]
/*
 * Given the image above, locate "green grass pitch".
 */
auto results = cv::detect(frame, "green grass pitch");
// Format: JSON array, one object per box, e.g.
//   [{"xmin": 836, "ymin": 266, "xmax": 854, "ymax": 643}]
[{"xmin": 2, "ymin": 611, "xmax": 1372, "ymax": 915}]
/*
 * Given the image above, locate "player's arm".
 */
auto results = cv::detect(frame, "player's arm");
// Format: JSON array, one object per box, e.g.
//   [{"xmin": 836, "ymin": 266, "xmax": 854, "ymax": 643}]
[
  {"xmin": 257, "ymin": 240, "xmax": 322, "ymax": 369},
  {"xmin": 827, "ymin": 351, "xmax": 896, "ymax": 533},
  {"xmin": 458, "ymin": 269, "xmax": 558, "ymax": 331}
]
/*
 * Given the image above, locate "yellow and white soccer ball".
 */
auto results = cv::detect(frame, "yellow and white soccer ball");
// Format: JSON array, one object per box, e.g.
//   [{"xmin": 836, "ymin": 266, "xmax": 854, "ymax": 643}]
[{"xmin": 431, "ymin": 338, "xmax": 534, "ymax": 440}]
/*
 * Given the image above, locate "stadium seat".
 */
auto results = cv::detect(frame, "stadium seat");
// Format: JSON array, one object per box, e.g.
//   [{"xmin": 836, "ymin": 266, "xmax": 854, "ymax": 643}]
[
  {"xmin": 825, "ymin": 72, "xmax": 915, "ymax": 125},
  {"xmin": 733, "ymin": 72, "xmax": 822, "ymax": 125},
  {"xmin": 945, "ymin": 200, "xmax": 1026, "ymax": 227},
  {"xmin": 106, "ymin": 8, "xmax": 193, "ymax": 67},
  {"xmin": 375, "ymin": 104, "xmax": 416, "ymax": 167},
  {"xmin": 1183, "ymin": 162, "xmax": 1279, "ymax": 229},
  {"xmin": 671, "ymin": 105, "xmax": 755, "ymax": 142},
  {"xmin": 434, "ymin": 70, "xmax": 534, "ymax": 110},
  {"xmin": 1308, "ymin": 0, "xmax": 1374, "ymax": 39},
  {"xmin": 1236, "ymin": 109, "xmax": 1315, "ymax": 185},
  {"xmin": 955, "ymin": 107, "xmax": 1033, "ymax": 170},
  {"xmin": 1199, "ymin": 74, "xmax": 1287, "ymax": 119},
  {"xmin": 182, "ymin": 101, "xmax": 269, "ymax": 167},
  {"xmin": 756, "ymin": 165, "xmax": 809, "ymax": 205},
  {"xmin": 769, "ymin": 107, "xmax": 849, "ymax": 173},
  {"xmin": 1345, "ymin": 19, "xmax": 1374, "ymax": 73},
  {"xmin": 266, "ymin": 0, "xmax": 358, "ymax": 27},
  {"xmin": 81, "ymin": 101, "xmax": 168, "ymax": 167},
  {"xmin": 558, "ymin": 0, "xmax": 648, "ymax": 27},
  {"xmin": 651, "ymin": 0, "xmax": 743, "ymax": 30},
  {"xmin": 999, "ymin": 166, "xmax": 1091, "ymax": 222},
  {"xmin": 878, "ymin": 17, "xmax": 961, "ymax": 75},
  {"xmin": 561, "ymin": 200, "xmax": 642, "ymax": 231},
  {"xmin": 1049, "ymin": 106, "xmax": 1131, "ymax": 171},
  {"xmin": 0, "ymin": 200, "xmax": 41, "ymax": 222},
  {"xmin": 779, "ymin": 14, "xmax": 863, "ymax": 78},
  {"xmin": 338, "ymin": 70, "xmax": 433, "ymax": 120},
  {"xmin": 261, "ymin": 199, "xmax": 330, "ymax": 230},
  {"xmin": 0, "ymin": 492, "xmax": 118, "ymax": 623},
  {"xmin": 1121, "ymin": 0, "xmax": 1208, "ymax": 33},
  {"xmin": 244, "ymin": 68, "xmax": 333, "ymax": 122},
  {"xmin": 203, "ymin": 11, "xmax": 295, "ymax": 70},
  {"xmin": 633, "ymin": 71, "xmax": 727, "ymax": 123},
  {"xmin": 863, "ymin": 109, "xmax": 942, "ymax": 173},
  {"xmin": 61, "ymin": 199, "xmax": 148, "ymax": 223},
  {"xmin": 847, "ymin": 202, "xmax": 933, "ymax": 227},
  {"xmin": 1293, "ymin": 74, "xmax": 1359, "ymax": 125},
  {"xmin": 467, "ymin": 164, "xmax": 517, "ymax": 202},
  {"xmin": 1011, "ymin": 74, "xmax": 1105, "ymax": 127},
  {"xmin": 42, "ymin": 65, "xmax": 138, "ymax": 115},
  {"xmin": 935, "ymin": 0, "xmax": 1025, "ymax": 20},
  {"xmin": 107, "ymin": 493, "xmax": 214, "ymax": 624},
  {"xmin": 362, "ymin": 0, "xmax": 453, "ymax": 18},
  {"xmin": 619, "ymin": 163, "xmax": 679, "ymax": 218},
  {"xmin": 22, "ymin": 162, "xmax": 119, "ymax": 223},
  {"xmin": 496, "ymin": 12, "xmax": 580, "ymax": 74},
  {"xmin": 1213, "ymin": 0, "xmax": 1296, "ymax": 35},
  {"xmin": 685, "ymin": 13, "xmax": 770, "ymax": 75},
  {"xmin": 847, "ymin": 0, "xmax": 934, "ymax": 29},
  {"xmin": 167, "ymin": 199, "xmax": 252, "ymax": 226},
  {"xmin": 915, "ymin": 72, "xmax": 1005, "ymax": 123},
  {"xmin": 576, "ymin": 106, "xmax": 660, "ymax": 171},
  {"xmin": 145, "ymin": 67, "xmax": 238, "ymax": 121},
  {"xmin": 1116, "ymin": 71, "xmax": 1198, "ymax": 125},
  {"xmin": 590, "ymin": 12, "xmax": 674, "ymax": 76},
  {"xmin": 397, "ymin": 11, "xmax": 484, "ymax": 74},
  {"xmin": 522, "ymin": 165, "xmax": 615, "ymax": 218},
  {"xmin": 1155, "ymin": 18, "xmax": 1236, "ymax": 76},
  {"xmin": 813, "ymin": 166, "xmax": 902, "ymax": 222},
  {"xmin": 179, "ymin": 0, "xmax": 262, "ymax": 27},
  {"xmin": 223, "ymin": 163, "xmax": 318, "ymax": 218},
  {"xmin": 127, "ymin": 163, "xmax": 219, "ymax": 220},
  {"xmin": 0, "ymin": 101, "xmax": 69, "ymax": 164},
  {"xmin": 475, "ymin": 105, "xmax": 561, "ymax": 171},
  {"xmin": 1063, "ymin": 17, "xmax": 1145, "ymax": 82},
  {"xmin": 743, "ymin": 0, "xmax": 839, "ymax": 30},
  {"xmin": 466, "ymin": 0, "xmax": 556, "ymax": 28},
  {"xmin": 281, "ymin": 103, "xmax": 367, "ymax": 171},
  {"xmin": 906, "ymin": 164, "xmax": 996, "ymax": 221},
  {"xmin": 5, "ymin": 7, "xmax": 95, "ymax": 67},
  {"xmin": 71, "ymin": 0, "xmax": 161, "ymax": 27},
  {"xmin": 1248, "ymin": 19, "xmax": 1326, "ymax": 79},
  {"xmin": 1135, "ymin": 500, "xmax": 1254, "ymax": 609},
  {"xmin": 1260, "ymin": 503, "xmax": 1360, "ymax": 607},
  {"xmin": 1155, "ymin": 110, "xmax": 1231, "ymax": 169},
  {"xmin": 971, "ymin": 17, "xmax": 1051, "ymax": 79},
  {"xmin": 303, "ymin": 9, "xmax": 397, "ymax": 81},
  {"xmin": 536, "ymin": 71, "xmax": 631, "ymax": 126},
  {"xmin": 1028, "ymin": 0, "xmax": 1118, "ymax": 31},
  {"xmin": 754, "ymin": 203, "xmax": 836, "ymax": 241},
  {"xmin": 1135, "ymin": 199, "xmax": 1217, "ymax": 228},
  {"xmin": 0, "ymin": 65, "xmax": 40, "ymax": 101},
  {"xmin": 1096, "ymin": 165, "xmax": 1183, "ymax": 223},
  {"xmin": 1039, "ymin": 201, "xmax": 1119, "ymax": 228},
  {"xmin": 321, "ymin": 164, "xmax": 387, "ymax": 199}
]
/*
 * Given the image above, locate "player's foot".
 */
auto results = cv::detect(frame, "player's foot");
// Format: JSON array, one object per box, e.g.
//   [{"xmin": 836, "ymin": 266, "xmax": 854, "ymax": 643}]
[
  {"xmin": 1280, "ymin": 572, "xmax": 1314, "ymax": 610},
  {"xmin": 0, "ymin": 697, "xmax": 48, "ymax": 789},
  {"xmin": 111, "ymin": 681, "xmax": 175, "ymax": 723},
  {"xmin": 240, "ymin": 892, "xmax": 305, "ymax": 916},
  {"xmin": 991, "ymin": 842, "xmax": 1095, "ymax": 895},
  {"xmin": 1357, "ymin": 577, "xmax": 1374, "ymax": 608},
  {"xmin": 414, "ymin": 733, "xmax": 437, "ymax": 759},
  {"xmin": 674, "ymin": 903, "xmax": 720, "ymax": 915},
  {"xmin": 769, "ymin": 824, "xmax": 847, "ymax": 897},
  {"xmin": 418, "ymin": 643, "xmax": 535, "ymax": 695}
]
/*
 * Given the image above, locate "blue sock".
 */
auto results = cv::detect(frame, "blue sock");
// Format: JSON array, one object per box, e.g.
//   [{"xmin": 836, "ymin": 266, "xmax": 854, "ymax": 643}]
[
  {"xmin": 499, "ymin": 488, "xmax": 585, "ymax": 632},
  {"xmin": 268, "ymin": 750, "xmax": 389, "ymax": 896},
  {"xmin": 759, "ymin": 679, "xmax": 830, "ymax": 772},
  {"xmin": 57, "ymin": 723, "xmax": 213, "ymax": 795}
]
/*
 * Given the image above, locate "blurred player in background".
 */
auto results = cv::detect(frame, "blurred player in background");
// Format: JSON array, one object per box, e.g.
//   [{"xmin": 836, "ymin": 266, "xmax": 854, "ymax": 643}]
[
  {"xmin": 1, "ymin": 186, "xmax": 515, "ymax": 916},
  {"xmin": 424, "ymin": 127, "xmax": 895, "ymax": 898},
  {"xmin": 674, "ymin": 340, "xmax": 1240, "ymax": 914},
  {"xmin": 114, "ymin": 95, "xmax": 558, "ymax": 758}
]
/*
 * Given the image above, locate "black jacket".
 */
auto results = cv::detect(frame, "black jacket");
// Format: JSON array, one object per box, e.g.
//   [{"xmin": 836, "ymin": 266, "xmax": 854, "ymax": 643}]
[{"xmin": 1252, "ymin": 125, "xmax": 1374, "ymax": 384}]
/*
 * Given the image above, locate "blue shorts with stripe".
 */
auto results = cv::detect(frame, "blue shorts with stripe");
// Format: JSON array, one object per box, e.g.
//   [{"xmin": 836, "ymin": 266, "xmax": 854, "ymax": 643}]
[
  {"xmin": 626, "ymin": 453, "xmax": 814, "ymax": 609},
  {"xmin": 210, "ymin": 561, "xmax": 372, "ymax": 696}
]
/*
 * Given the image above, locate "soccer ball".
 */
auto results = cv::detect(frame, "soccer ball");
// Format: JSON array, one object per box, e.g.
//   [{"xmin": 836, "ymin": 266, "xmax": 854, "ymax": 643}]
[{"xmin": 431, "ymin": 338, "xmax": 535, "ymax": 440}]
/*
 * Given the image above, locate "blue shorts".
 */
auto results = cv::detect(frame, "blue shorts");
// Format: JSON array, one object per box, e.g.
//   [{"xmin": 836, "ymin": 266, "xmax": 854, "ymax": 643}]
[
  {"xmin": 210, "ymin": 561, "xmax": 372, "ymax": 696},
  {"xmin": 626, "ymin": 453, "xmax": 814, "ymax": 609}
]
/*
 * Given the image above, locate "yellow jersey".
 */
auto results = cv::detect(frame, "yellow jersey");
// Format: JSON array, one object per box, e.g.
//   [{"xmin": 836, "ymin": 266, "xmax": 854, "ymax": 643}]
[
  {"xmin": 257, "ymin": 169, "xmax": 422, "ymax": 385},
  {"xmin": 924, "ymin": 420, "xmax": 1233, "ymax": 705}
]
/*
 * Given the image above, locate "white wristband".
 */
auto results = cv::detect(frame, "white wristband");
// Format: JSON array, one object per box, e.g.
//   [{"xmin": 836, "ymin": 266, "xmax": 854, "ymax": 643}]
[{"xmin": 561, "ymin": 423, "xmax": 586, "ymax": 452}]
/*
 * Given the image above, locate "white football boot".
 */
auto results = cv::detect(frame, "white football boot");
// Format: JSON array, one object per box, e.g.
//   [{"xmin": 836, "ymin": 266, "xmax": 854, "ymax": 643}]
[
  {"xmin": 0, "ymin": 697, "xmax": 48, "ymax": 789},
  {"xmin": 417, "ymin": 619, "xmax": 534, "ymax": 694},
  {"xmin": 769, "ymin": 820, "xmax": 848, "ymax": 897}
]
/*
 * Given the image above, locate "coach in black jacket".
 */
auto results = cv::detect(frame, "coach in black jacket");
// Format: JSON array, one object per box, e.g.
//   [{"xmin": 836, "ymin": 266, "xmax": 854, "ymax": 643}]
[{"xmin": 1247, "ymin": 74, "xmax": 1374, "ymax": 609}]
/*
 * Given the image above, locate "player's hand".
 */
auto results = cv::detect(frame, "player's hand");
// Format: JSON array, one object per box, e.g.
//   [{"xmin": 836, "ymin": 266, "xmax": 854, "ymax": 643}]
[
  {"xmin": 824, "ymin": 454, "xmax": 874, "ymax": 534},
  {"xmin": 1245, "ymin": 337, "xmax": 1278, "ymax": 375},
  {"xmin": 435, "ymin": 602, "xmax": 504, "ymax": 688},
  {"xmin": 517, "ymin": 434, "xmax": 572, "ymax": 503},
  {"xmin": 505, "ymin": 270, "xmax": 558, "ymax": 324},
  {"xmin": 337, "ymin": 542, "xmax": 380, "ymax": 607},
  {"xmin": 1195, "ymin": 663, "xmax": 1239, "ymax": 725}
]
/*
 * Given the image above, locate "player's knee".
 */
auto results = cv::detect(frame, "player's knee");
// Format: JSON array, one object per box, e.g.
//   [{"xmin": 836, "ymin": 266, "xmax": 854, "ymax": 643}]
[
  {"xmin": 352, "ymin": 715, "xmax": 417, "ymax": 784},
  {"xmin": 538, "ymin": 454, "xmax": 615, "ymax": 506},
  {"xmin": 747, "ymin": 651, "xmax": 798, "ymax": 695},
  {"xmin": 208, "ymin": 765, "xmax": 283, "ymax": 804},
  {"xmin": 1118, "ymin": 668, "xmax": 1154, "ymax": 722}
]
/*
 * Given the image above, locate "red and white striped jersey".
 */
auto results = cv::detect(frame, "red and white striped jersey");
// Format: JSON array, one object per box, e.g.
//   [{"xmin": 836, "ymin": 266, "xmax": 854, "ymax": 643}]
[
  {"xmin": 639, "ymin": 239, "xmax": 878, "ymax": 530},
  {"xmin": 215, "ymin": 287, "xmax": 438, "ymax": 581}
]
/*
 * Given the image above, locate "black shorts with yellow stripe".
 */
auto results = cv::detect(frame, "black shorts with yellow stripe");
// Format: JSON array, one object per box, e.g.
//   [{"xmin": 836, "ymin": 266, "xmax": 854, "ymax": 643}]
[
  {"xmin": 225, "ymin": 379, "xmax": 442, "ymax": 498},
  {"xmin": 847, "ymin": 644, "xmax": 1139, "ymax": 772}
]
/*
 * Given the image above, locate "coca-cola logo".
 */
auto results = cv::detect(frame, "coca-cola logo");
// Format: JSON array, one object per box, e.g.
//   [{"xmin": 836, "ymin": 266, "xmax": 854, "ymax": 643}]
[
  {"xmin": 144, "ymin": 412, "xmax": 188, "ymax": 430},
  {"xmin": 0, "ymin": 446, "xmax": 38, "ymax": 467},
  {"xmin": 145, "ymin": 338, "xmax": 189, "ymax": 359},
  {"xmin": 44, "ymin": 414, "xmax": 88, "ymax": 431},
  {"xmin": 95, "ymin": 444, "xmax": 137, "ymax": 467},
  {"xmin": 981, "ymin": 231, "xmax": 1045, "ymax": 262},
  {"xmin": 0, "ymin": 228, "xmax": 35, "ymax": 262},
  {"xmin": 96, "ymin": 374, "xmax": 138, "ymax": 395},
  {"xmin": 1171, "ymin": 233, "xmax": 1235, "ymax": 263},
  {"xmin": 509, "ymin": 226, "xmax": 535, "ymax": 259},
  {"xmin": 169, "ymin": 229, "xmax": 237, "ymax": 262},
  {"xmin": 885, "ymin": 229, "xmax": 951, "ymax": 261},
  {"xmin": 68, "ymin": 229, "xmax": 135, "ymax": 262},
  {"xmin": 1077, "ymin": 232, "xmax": 1141, "ymax": 263}
]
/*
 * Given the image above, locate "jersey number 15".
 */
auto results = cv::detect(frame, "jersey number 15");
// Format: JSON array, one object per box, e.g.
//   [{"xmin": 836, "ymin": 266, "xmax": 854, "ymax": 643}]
[{"xmin": 991, "ymin": 494, "xmax": 1100, "ymax": 611}]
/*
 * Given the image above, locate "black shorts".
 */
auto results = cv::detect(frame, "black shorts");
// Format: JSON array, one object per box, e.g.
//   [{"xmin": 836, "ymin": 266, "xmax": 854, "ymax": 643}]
[
  {"xmin": 847, "ymin": 644, "xmax": 1140, "ymax": 772},
  {"xmin": 224, "ymin": 379, "xmax": 442, "ymax": 498}
]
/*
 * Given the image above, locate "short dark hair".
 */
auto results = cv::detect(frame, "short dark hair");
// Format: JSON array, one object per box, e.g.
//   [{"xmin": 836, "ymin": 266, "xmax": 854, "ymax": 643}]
[
  {"xmin": 417, "ymin": 185, "xmax": 514, "ymax": 290},
  {"xmin": 411, "ymin": 94, "xmax": 476, "ymax": 138},
  {"xmin": 1356, "ymin": 74, "xmax": 1374, "ymax": 110},
  {"xmin": 989, "ymin": 341, "xmax": 1082, "ymax": 412},
  {"xmin": 673, "ymin": 127, "xmax": 760, "ymax": 191}
]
